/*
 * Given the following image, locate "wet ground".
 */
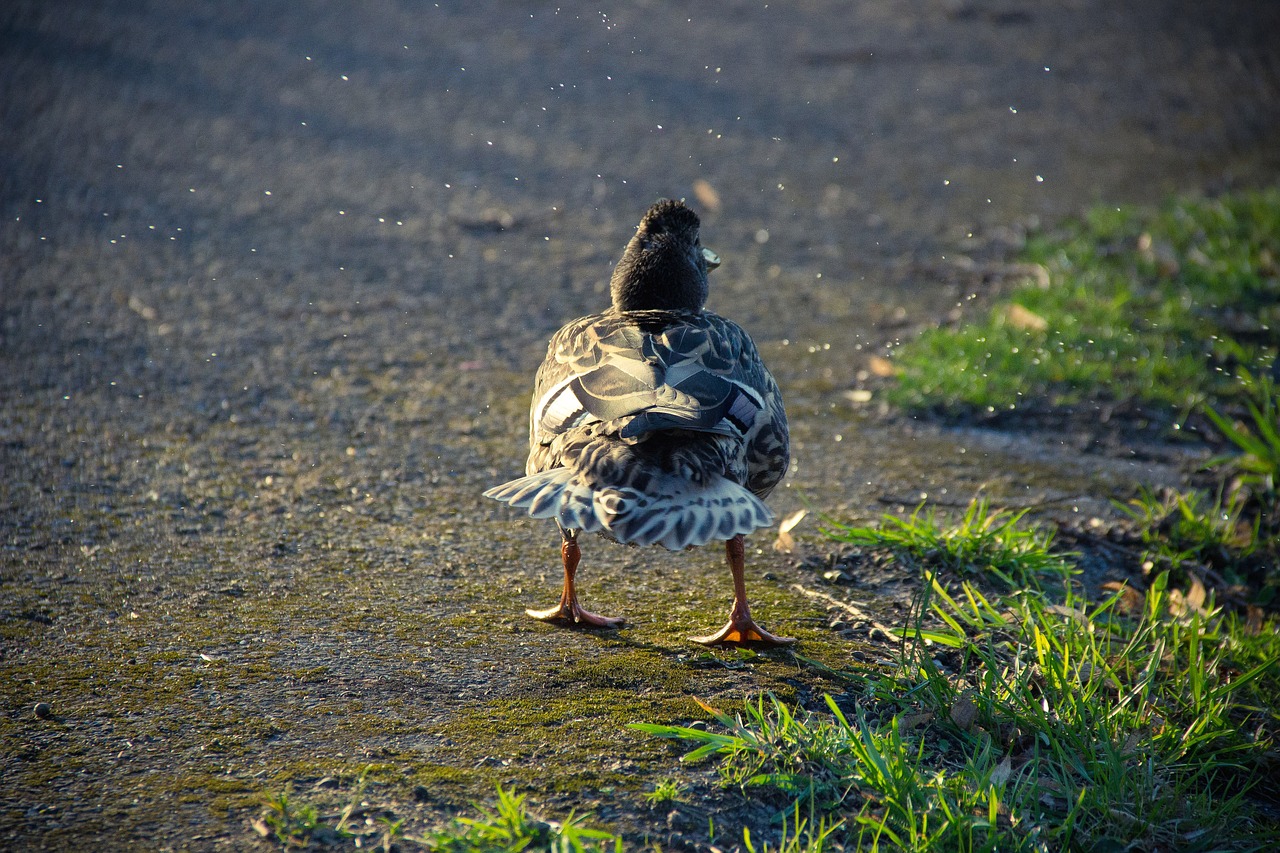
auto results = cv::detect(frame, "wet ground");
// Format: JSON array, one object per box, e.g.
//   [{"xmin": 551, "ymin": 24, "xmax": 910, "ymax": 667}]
[{"xmin": 3, "ymin": 0, "xmax": 1279, "ymax": 849}]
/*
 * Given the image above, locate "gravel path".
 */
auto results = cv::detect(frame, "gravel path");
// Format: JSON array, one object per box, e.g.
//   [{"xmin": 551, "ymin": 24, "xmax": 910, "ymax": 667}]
[{"xmin": 3, "ymin": 1, "xmax": 1278, "ymax": 848}]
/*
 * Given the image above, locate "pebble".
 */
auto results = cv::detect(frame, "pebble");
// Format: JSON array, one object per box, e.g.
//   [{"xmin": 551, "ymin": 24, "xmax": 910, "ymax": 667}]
[{"xmin": 34, "ymin": 702, "xmax": 53, "ymax": 720}]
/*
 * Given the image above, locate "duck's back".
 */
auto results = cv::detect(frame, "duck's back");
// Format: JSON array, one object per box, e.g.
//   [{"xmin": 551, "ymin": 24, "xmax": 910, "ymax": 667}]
[{"xmin": 485, "ymin": 309, "xmax": 789, "ymax": 550}]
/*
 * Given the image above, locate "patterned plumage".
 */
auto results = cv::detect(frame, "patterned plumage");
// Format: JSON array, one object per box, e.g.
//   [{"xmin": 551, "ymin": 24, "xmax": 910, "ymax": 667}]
[{"xmin": 484, "ymin": 199, "xmax": 794, "ymax": 645}]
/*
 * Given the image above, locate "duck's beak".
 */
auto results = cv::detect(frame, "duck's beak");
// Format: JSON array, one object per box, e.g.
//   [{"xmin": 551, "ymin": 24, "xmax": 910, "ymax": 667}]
[{"xmin": 702, "ymin": 247, "xmax": 721, "ymax": 270}]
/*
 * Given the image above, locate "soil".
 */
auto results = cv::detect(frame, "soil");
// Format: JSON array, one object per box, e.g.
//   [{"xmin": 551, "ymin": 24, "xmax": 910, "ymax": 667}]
[{"xmin": 2, "ymin": 1, "xmax": 1278, "ymax": 849}]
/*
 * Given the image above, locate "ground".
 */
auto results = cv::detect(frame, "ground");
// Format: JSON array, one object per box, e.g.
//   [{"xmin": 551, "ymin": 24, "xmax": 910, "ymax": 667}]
[{"xmin": 2, "ymin": 1, "xmax": 1279, "ymax": 850}]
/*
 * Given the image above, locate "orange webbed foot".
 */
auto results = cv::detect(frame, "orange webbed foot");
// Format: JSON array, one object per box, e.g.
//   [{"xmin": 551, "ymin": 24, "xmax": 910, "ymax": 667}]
[
  {"xmin": 690, "ymin": 616, "xmax": 795, "ymax": 647},
  {"xmin": 526, "ymin": 601, "xmax": 624, "ymax": 629}
]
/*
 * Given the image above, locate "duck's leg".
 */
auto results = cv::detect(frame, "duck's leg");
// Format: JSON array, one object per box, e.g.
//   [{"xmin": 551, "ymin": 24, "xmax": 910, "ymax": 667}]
[
  {"xmin": 691, "ymin": 534, "xmax": 795, "ymax": 646},
  {"xmin": 526, "ymin": 528, "xmax": 624, "ymax": 628}
]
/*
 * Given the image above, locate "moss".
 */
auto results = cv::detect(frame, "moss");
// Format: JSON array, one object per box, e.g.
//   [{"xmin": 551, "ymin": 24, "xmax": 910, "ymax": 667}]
[{"xmin": 1, "ymin": 362, "xmax": 868, "ymax": 850}]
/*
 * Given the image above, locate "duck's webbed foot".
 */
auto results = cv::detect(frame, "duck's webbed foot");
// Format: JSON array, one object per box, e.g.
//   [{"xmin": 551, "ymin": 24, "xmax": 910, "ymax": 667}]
[
  {"xmin": 526, "ymin": 600, "xmax": 625, "ymax": 628},
  {"xmin": 690, "ymin": 534, "xmax": 795, "ymax": 647},
  {"xmin": 690, "ymin": 613, "xmax": 795, "ymax": 647},
  {"xmin": 527, "ymin": 536, "xmax": 624, "ymax": 629}
]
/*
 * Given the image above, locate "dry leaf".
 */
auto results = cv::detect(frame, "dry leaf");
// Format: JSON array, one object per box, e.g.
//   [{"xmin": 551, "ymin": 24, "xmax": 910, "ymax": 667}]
[
  {"xmin": 1040, "ymin": 793, "xmax": 1064, "ymax": 809},
  {"xmin": 1046, "ymin": 604, "xmax": 1088, "ymax": 623},
  {"xmin": 990, "ymin": 755, "xmax": 1013, "ymax": 786},
  {"xmin": 774, "ymin": 509, "xmax": 807, "ymax": 552},
  {"xmin": 949, "ymin": 689, "xmax": 978, "ymax": 731},
  {"xmin": 1246, "ymin": 605, "xmax": 1264, "ymax": 635},
  {"xmin": 692, "ymin": 179, "xmax": 721, "ymax": 213},
  {"xmin": 1101, "ymin": 581, "xmax": 1144, "ymax": 615},
  {"xmin": 1185, "ymin": 574, "xmax": 1207, "ymax": 612},
  {"xmin": 250, "ymin": 818, "xmax": 271, "ymax": 838},
  {"xmin": 1138, "ymin": 232, "xmax": 1180, "ymax": 276},
  {"xmin": 1002, "ymin": 303, "xmax": 1048, "ymax": 331},
  {"xmin": 1026, "ymin": 774, "xmax": 1063, "ymax": 794},
  {"xmin": 867, "ymin": 355, "xmax": 896, "ymax": 377},
  {"xmin": 773, "ymin": 530, "xmax": 795, "ymax": 553},
  {"xmin": 779, "ymin": 509, "xmax": 807, "ymax": 534},
  {"xmin": 897, "ymin": 711, "xmax": 934, "ymax": 735}
]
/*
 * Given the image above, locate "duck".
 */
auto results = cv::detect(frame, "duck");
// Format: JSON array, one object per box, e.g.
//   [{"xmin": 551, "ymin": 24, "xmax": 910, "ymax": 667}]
[{"xmin": 484, "ymin": 199, "xmax": 793, "ymax": 646}]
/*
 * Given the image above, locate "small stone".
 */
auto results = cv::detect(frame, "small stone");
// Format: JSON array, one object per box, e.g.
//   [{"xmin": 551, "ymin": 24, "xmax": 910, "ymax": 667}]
[
  {"xmin": 412, "ymin": 784, "xmax": 431, "ymax": 803},
  {"xmin": 34, "ymin": 702, "xmax": 53, "ymax": 719}
]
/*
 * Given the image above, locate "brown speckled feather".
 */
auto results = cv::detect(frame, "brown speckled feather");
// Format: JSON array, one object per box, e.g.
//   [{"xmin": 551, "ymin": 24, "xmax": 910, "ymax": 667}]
[{"xmin": 487, "ymin": 308, "xmax": 789, "ymax": 549}]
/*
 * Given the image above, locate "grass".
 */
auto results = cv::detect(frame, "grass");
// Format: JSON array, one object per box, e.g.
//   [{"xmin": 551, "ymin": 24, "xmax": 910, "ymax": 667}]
[
  {"xmin": 257, "ymin": 781, "xmax": 621, "ymax": 851},
  {"xmin": 634, "ymin": 501, "xmax": 1280, "ymax": 851},
  {"xmin": 820, "ymin": 498, "xmax": 1075, "ymax": 590},
  {"xmin": 257, "ymin": 765, "xmax": 374, "ymax": 848},
  {"xmin": 658, "ymin": 191, "xmax": 1280, "ymax": 849},
  {"xmin": 1116, "ymin": 487, "xmax": 1255, "ymax": 576},
  {"xmin": 642, "ymin": 778, "xmax": 688, "ymax": 806},
  {"xmin": 1205, "ymin": 368, "xmax": 1280, "ymax": 537},
  {"xmin": 420, "ymin": 786, "xmax": 619, "ymax": 852},
  {"xmin": 886, "ymin": 188, "xmax": 1280, "ymax": 421},
  {"xmin": 1112, "ymin": 362, "xmax": 1280, "ymax": 602}
]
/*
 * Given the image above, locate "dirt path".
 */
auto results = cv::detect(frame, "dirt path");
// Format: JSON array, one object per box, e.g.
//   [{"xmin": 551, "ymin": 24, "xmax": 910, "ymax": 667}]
[{"xmin": 3, "ymin": 1, "xmax": 1278, "ymax": 848}]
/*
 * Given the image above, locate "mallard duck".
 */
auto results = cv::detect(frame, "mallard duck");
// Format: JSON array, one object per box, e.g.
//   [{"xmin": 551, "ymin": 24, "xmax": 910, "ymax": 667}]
[{"xmin": 484, "ymin": 199, "xmax": 793, "ymax": 646}]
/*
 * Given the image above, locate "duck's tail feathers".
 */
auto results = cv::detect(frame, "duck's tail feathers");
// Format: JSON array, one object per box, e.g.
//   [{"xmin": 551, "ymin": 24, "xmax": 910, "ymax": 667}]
[{"xmin": 483, "ymin": 468, "xmax": 773, "ymax": 551}]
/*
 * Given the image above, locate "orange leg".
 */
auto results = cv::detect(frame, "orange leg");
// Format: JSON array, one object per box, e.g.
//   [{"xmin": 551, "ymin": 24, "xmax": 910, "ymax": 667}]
[
  {"xmin": 691, "ymin": 534, "xmax": 795, "ymax": 646},
  {"xmin": 526, "ymin": 534, "xmax": 624, "ymax": 629}
]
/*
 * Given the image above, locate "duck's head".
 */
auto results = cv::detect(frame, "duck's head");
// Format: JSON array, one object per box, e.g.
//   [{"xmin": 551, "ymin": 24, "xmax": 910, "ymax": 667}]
[{"xmin": 610, "ymin": 199, "xmax": 720, "ymax": 313}]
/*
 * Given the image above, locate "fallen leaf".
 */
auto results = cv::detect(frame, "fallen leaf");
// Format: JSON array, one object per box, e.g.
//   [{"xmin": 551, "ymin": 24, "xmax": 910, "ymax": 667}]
[
  {"xmin": 868, "ymin": 355, "xmax": 896, "ymax": 377},
  {"xmin": 1101, "ymin": 581, "xmax": 1144, "ymax": 615},
  {"xmin": 774, "ymin": 509, "xmax": 807, "ymax": 553},
  {"xmin": 1136, "ymin": 233, "xmax": 1181, "ymax": 276},
  {"xmin": 692, "ymin": 179, "xmax": 721, "ymax": 213},
  {"xmin": 1040, "ymin": 793, "xmax": 1066, "ymax": 810},
  {"xmin": 779, "ymin": 509, "xmax": 807, "ymax": 534},
  {"xmin": 1185, "ymin": 573, "xmax": 1207, "ymax": 612},
  {"xmin": 898, "ymin": 711, "xmax": 934, "ymax": 734},
  {"xmin": 843, "ymin": 389, "xmax": 873, "ymax": 404},
  {"xmin": 1046, "ymin": 604, "xmax": 1088, "ymax": 623},
  {"xmin": 949, "ymin": 689, "xmax": 978, "ymax": 731},
  {"xmin": 990, "ymin": 755, "xmax": 1013, "ymax": 786},
  {"xmin": 1002, "ymin": 303, "xmax": 1048, "ymax": 331},
  {"xmin": 250, "ymin": 818, "xmax": 271, "ymax": 838},
  {"xmin": 1246, "ymin": 605, "xmax": 1264, "ymax": 635}
]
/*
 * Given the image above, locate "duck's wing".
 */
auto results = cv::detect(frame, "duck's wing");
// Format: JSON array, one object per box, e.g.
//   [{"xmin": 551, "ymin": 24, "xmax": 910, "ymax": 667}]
[{"xmin": 526, "ymin": 310, "xmax": 789, "ymax": 496}]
